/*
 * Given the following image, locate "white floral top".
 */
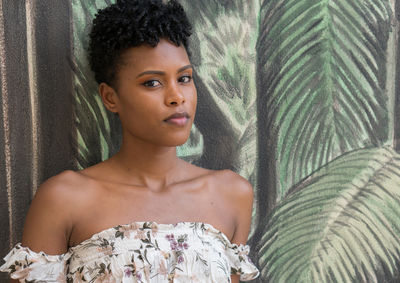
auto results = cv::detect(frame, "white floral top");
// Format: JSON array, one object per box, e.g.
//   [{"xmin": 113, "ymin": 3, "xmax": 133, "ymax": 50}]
[{"xmin": 0, "ymin": 222, "xmax": 259, "ymax": 282}]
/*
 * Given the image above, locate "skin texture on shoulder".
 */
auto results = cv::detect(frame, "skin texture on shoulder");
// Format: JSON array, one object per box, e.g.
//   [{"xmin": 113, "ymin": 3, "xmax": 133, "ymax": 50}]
[
  {"xmin": 20, "ymin": 170, "xmax": 90, "ymax": 255},
  {"xmin": 211, "ymin": 170, "xmax": 254, "ymax": 283},
  {"xmin": 9, "ymin": 170, "xmax": 86, "ymax": 283},
  {"xmin": 214, "ymin": 170, "xmax": 254, "ymax": 243}
]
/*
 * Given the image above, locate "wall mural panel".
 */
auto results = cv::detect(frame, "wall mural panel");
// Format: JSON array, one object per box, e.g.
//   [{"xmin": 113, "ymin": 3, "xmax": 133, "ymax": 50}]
[{"xmin": 1, "ymin": 0, "xmax": 400, "ymax": 282}]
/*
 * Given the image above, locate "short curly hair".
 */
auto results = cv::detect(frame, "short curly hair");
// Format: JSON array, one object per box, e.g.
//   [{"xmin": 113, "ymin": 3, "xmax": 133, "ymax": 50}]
[{"xmin": 88, "ymin": 0, "xmax": 192, "ymax": 87}]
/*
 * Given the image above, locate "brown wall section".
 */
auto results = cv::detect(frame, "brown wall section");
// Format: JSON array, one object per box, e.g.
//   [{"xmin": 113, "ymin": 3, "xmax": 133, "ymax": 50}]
[{"xmin": 0, "ymin": 1, "xmax": 74, "ymax": 281}]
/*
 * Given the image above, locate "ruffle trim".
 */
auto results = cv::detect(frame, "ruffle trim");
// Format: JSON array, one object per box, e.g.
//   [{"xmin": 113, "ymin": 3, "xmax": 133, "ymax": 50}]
[
  {"xmin": 67, "ymin": 244, "xmax": 259, "ymax": 281},
  {"xmin": 226, "ymin": 243, "xmax": 259, "ymax": 281},
  {"xmin": 1, "ymin": 243, "xmax": 259, "ymax": 282},
  {"xmin": 0, "ymin": 243, "xmax": 70, "ymax": 282}
]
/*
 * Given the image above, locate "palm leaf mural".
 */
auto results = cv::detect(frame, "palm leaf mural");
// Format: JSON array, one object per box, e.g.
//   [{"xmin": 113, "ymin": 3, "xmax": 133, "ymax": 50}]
[
  {"xmin": 257, "ymin": 146, "xmax": 400, "ymax": 282},
  {"xmin": 180, "ymin": 0, "xmax": 260, "ymax": 206},
  {"xmin": 256, "ymin": 0, "xmax": 392, "ymax": 206},
  {"xmin": 72, "ymin": 0, "xmax": 118, "ymax": 168}
]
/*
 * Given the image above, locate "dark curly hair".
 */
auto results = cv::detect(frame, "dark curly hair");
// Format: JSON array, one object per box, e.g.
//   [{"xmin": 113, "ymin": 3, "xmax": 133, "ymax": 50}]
[{"xmin": 88, "ymin": 0, "xmax": 192, "ymax": 87}]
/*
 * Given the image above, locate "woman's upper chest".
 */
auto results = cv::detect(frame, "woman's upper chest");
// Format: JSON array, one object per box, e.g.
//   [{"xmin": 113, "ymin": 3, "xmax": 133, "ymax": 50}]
[{"xmin": 68, "ymin": 176, "xmax": 236, "ymax": 248}]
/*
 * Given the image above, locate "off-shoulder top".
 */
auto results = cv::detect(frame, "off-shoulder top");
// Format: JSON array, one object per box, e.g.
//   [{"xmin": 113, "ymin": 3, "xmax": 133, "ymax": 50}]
[{"xmin": 0, "ymin": 221, "xmax": 259, "ymax": 282}]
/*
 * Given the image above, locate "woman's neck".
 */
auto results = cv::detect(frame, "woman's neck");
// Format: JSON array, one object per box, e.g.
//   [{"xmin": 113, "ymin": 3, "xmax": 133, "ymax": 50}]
[{"xmin": 108, "ymin": 137, "xmax": 183, "ymax": 191}]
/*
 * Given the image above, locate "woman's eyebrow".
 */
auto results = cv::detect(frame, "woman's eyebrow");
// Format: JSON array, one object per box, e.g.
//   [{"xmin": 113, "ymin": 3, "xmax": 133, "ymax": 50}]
[
  {"xmin": 136, "ymin": 65, "xmax": 193, "ymax": 78},
  {"xmin": 177, "ymin": 64, "xmax": 193, "ymax": 73},
  {"xmin": 136, "ymin": 70, "xmax": 164, "ymax": 78}
]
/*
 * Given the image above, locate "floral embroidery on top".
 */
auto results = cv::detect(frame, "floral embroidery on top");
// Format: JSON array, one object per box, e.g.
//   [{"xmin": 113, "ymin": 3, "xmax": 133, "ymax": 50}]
[{"xmin": 0, "ymin": 222, "xmax": 259, "ymax": 282}]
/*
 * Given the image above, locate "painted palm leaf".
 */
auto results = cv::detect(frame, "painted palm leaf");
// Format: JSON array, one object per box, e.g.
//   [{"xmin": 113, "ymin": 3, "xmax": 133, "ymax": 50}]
[
  {"xmin": 72, "ymin": 0, "xmax": 118, "ymax": 168},
  {"xmin": 256, "ymin": 0, "xmax": 392, "ymax": 201},
  {"xmin": 180, "ymin": 0, "xmax": 259, "ymax": 179},
  {"xmin": 257, "ymin": 146, "xmax": 400, "ymax": 282}
]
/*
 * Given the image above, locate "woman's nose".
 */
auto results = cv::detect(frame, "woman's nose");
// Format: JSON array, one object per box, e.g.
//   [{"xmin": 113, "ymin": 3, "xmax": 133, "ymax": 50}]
[{"xmin": 165, "ymin": 84, "xmax": 185, "ymax": 106}]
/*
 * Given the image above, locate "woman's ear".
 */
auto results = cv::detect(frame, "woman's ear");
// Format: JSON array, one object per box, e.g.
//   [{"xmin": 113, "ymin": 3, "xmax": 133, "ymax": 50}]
[{"xmin": 99, "ymin": 83, "xmax": 119, "ymax": 113}]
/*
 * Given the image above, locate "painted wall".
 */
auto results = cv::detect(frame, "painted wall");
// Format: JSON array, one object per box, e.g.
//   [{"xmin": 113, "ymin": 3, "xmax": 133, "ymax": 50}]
[
  {"xmin": 1, "ymin": 0, "xmax": 400, "ymax": 282},
  {"xmin": 0, "ymin": 1, "xmax": 74, "ymax": 282}
]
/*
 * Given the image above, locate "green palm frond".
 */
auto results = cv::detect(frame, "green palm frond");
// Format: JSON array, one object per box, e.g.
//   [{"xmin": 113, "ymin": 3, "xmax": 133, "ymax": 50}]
[
  {"xmin": 72, "ymin": 0, "xmax": 118, "ymax": 168},
  {"xmin": 176, "ymin": 125, "xmax": 204, "ymax": 163},
  {"xmin": 257, "ymin": 146, "xmax": 400, "ymax": 282},
  {"xmin": 71, "ymin": 57, "xmax": 121, "ymax": 168},
  {"xmin": 180, "ymin": 0, "xmax": 259, "ymax": 180},
  {"xmin": 257, "ymin": 0, "xmax": 392, "ymax": 200}
]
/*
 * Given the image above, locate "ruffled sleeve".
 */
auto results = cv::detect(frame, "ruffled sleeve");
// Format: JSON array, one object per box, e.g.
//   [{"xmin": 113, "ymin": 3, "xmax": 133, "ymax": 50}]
[
  {"xmin": 0, "ymin": 243, "xmax": 71, "ymax": 282},
  {"xmin": 226, "ymin": 243, "xmax": 259, "ymax": 281}
]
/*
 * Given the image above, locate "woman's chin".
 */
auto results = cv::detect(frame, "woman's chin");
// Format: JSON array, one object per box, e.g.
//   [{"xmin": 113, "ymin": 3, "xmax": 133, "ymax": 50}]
[
  {"xmin": 167, "ymin": 138, "xmax": 191, "ymax": 147},
  {"xmin": 162, "ymin": 133, "xmax": 192, "ymax": 147}
]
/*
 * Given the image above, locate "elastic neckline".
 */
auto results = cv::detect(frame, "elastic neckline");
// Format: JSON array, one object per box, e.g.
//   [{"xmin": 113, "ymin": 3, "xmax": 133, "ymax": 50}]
[{"xmin": 68, "ymin": 221, "xmax": 235, "ymax": 251}]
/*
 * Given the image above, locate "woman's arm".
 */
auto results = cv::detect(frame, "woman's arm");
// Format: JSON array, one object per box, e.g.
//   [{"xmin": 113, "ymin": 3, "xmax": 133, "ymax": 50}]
[
  {"xmin": 231, "ymin": 273, "xmax": 241, "ymax": 282},
  {"xmin": 21, "ymin": 172, "xmax": 73, "ymax": 254},
  {"xmin": 6, "ymin": 171, "xmax": 76, "ymax": 282},
  {"xmin": 227, "ymin": 172, "xmax": 255, "ymax": 283}
]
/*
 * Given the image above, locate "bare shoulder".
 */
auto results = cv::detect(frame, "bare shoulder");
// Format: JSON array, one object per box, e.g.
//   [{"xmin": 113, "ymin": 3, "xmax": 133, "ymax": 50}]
[
  {"xmin": 210, "ymin": 170, "xmax": 254, "ymax": 244},
  {"xmin": 180, "ymin": 164, "xmax": 253, "ymax": 208},
  {"xmin": 36, "ymin": 169, "xmax": 88, "ymax": 196},
  {"xmin": 182, "ymin": 162, "xmax": 252, "ymax": 191},
  {"xmin": 21, "ymin": 170, "xmax": 90, "ymax": 254},
  {"xmin": 31, "ymin": 170, "xmax": 91, "ymax": 211},
  {"xmin": 212, "ymin": 169, "xmax": 254, "ymax": 199}
]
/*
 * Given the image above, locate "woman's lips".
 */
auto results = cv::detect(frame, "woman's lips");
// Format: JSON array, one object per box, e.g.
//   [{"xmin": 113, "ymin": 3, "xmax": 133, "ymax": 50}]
[{"xmin": 164, "ymin": 112, "xmax": 190, "ymax": 126}]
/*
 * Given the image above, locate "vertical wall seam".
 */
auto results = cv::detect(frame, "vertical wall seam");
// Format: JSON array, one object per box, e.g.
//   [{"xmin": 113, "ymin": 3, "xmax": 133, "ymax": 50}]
[
  {"xmin": 0, "ymin": 0, "xmax": 14, "ymax": 249},
  {"xmin": 26, "ymin": 0, "xmax": 39, "ymax": 196}
]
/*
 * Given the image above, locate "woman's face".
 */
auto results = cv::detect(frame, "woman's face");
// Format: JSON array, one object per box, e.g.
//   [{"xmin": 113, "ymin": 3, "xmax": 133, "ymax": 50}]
[{"xmin": 102, "ymin": 39, "xmax": 197, "ymax": 147}]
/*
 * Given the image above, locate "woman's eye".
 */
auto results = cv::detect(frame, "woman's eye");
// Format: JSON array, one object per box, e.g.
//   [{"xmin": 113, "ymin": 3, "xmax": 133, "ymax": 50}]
[
  {"xmin": 179, "ymin": 75, "xmax": 192, "ymax": 83},
  {"xmin": 143, "ymin": 80, "xmax": 161, "ymax": 87}
]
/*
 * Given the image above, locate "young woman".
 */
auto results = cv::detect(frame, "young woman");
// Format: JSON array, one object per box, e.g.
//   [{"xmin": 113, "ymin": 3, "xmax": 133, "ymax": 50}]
[{"xmin": 1, "ymin": 0, "xmax": 259, "ymax": 282}]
